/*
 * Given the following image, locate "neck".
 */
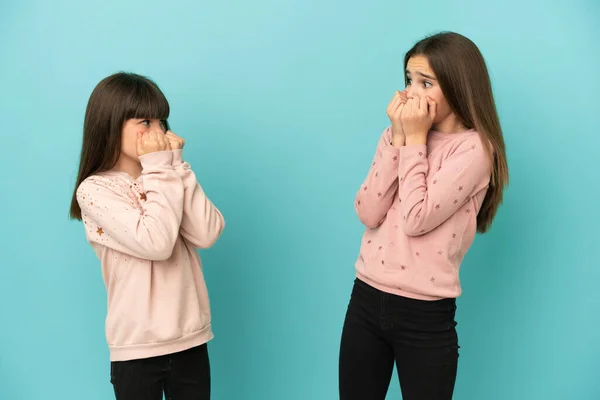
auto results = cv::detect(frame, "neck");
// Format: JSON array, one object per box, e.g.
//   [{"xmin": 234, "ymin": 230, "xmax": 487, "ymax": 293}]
[
  {"xmin": 433, "ymin": 114, "xmax": 468, "ymax": 134},
  {"xmin": 112, "ymin": 155, "xmax": 142, "ymax": 180}
]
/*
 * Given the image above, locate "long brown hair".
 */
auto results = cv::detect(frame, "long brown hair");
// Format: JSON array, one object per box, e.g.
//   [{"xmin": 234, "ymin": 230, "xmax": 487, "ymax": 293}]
[
  {"xmin": 69, "ymin": 72, "xmax": 170, "ymax": 220},
  {"xmin": 404, "ymin": 32, "xmax": 508, "ymax": 233}
]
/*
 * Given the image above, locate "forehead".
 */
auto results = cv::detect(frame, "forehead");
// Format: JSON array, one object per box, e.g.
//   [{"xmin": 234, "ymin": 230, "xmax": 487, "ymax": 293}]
[{"xmin": 406, "ymin": 55, "xmax": 434, "ymax": 75}]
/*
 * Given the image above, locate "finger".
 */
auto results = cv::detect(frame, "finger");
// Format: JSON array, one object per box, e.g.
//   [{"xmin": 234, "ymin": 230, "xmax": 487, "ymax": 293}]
[
  {"xmin": 163, "ymin": 132, "xmax": 172, "ymax": 148},
  {"xmin": 136, "ymin": 133, "xmax": 143, "ymax": 155},
  {"xmin": 409, "ymin": 96, "xmax": 417, "ymax": 113},
  {"xmin": 397, "ymin": 103, "xmax": 405, "ymax": 119},
  {"xmin": 405, "ymin": 98, "xmax": 414, "ymax": 116},
  {"xmin": 396, "ymin": 90, "xmax": 409, "ymax": 108},
  {"xmin": 141, "ymin": 132, "xmax": 149, "ymax": 147},
  {"xmin": 167, "ymin": 131, "xmax": 181, "ymax": 142},
  {"xmin": 427, "ymin": 97, "xmax": 437, "ymax": 121},
  {"xmin": 399, "ymin": 90, "xmax": 408, "ymax": 103},
  {"xmin": 149, "ymin": 130, "xmax": 160, "ymax": 147},
  {"xmin": 156, "ymin": 131, "xmax": 166, "ymax": 149},
  {"xmin": 391, "ymin": 92, "xmax": 404, "ymax": 111},
  {"xmin": 167, "ymin": 134, "xmax": 179, "ymax": 148},
  {"xmin": 419, "ymin": 96, "xmax": 428, "ymax": 114},
  {"xmin": 387, "ymin": 92, "xmax": 401, "ymax": 113},
  {"xmin": 400, "ymin": 99, "xmax": 409, "ymax": 118}
]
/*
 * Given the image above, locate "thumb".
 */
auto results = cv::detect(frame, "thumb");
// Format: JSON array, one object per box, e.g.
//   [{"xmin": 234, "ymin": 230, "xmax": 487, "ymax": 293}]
[
  {"xmin": 427, "ymin": 97, "xmax": 437, "ymax": 121},
  {"xmin": 397, "ymin": 102, "xmax": 405, "ymax": 117}
]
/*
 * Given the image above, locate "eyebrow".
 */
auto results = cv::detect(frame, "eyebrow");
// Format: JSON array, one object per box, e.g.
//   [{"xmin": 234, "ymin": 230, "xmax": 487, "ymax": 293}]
[{"xmin": 406, "ymin": 70, "xmax": 437, "ymax": 80}]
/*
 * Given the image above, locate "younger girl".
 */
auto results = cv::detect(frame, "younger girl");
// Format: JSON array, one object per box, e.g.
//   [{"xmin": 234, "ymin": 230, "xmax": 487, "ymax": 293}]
[
  {"xmin": 70, "ymin": 72, "xmax": 225, "ymax": 400},
  {"xmin": 339, "ymin": 32, "xmax": 508, "ymax": 399}
]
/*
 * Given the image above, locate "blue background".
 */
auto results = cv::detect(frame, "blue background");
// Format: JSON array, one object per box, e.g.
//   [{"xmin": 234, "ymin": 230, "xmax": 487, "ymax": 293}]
[{"xmin": 1, "ymin": 0, "xmax": 599, "ymax": 399}]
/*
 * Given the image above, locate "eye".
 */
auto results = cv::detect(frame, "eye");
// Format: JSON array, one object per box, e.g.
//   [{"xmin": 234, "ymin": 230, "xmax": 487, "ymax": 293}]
[
  {"xmin": 423, "ymin": 81, "xmax": 433, "ymax": 88},
  {"xmin": 160, "ymin": 120, "xmax": 168, "ymax": 131},
  {"xmin": 406, "ymin": 78, "xmax": 412, "ymax": 86},
  {"xmin": 140, "ymin": 120, "xmax": 150, "ymax": 126}
]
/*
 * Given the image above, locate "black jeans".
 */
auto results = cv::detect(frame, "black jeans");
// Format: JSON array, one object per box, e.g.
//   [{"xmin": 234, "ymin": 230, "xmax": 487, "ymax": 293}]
[
  {"xmin": 339, "ymin": 278, "xmax": 459, "ymax": 400},
  {"xmin": 110, "ymin": 344, "xmax": 210, "ymax": 400}
]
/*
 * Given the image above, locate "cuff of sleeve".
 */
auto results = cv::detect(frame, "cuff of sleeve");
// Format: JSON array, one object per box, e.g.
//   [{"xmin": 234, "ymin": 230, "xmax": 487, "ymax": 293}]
[
  {"xmin": 139, "ymin": 150, "xmax": 174, "ymax": 170},
  {"xmin": 171, "ymin": 149, "xmax": 184, "ymax": 167},
  {"xmin": 383, "ymin": 141, "xmax": 400, "ymax": 156},
  {"xmin": 381, "ymin": 141, "xmax": 400, "ymax": 166},
  {"xmin": 399, "ymin": 144, "xmax": 427, "ymax": 162}
]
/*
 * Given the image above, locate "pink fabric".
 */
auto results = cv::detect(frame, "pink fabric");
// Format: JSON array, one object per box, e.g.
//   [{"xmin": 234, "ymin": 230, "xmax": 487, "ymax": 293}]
[
  {"xmin": 354, "ymin": 127, "xmax": 492, "ymax": 300},
  {"xmin": 77, "ymin": 149, "xmax": 224, "ymax": 361}
]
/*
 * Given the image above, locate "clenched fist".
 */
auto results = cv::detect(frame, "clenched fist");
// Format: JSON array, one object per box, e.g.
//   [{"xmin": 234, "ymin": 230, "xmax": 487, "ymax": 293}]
[{"xmin": 136, "ymin": 130, "xmax": 171, "ymax": 156}]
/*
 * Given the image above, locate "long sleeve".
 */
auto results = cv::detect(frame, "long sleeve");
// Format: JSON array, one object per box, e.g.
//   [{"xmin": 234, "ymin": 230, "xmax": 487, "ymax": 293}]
[
  {"xmin": 354, "ymin": 127, "xmax": 400, "ymax": 228},
  {"xmin": 77, "ymin": 151, "xmax": 185, "ymax": 261},
  {"xmin": 172, "ymin": 149, "xmax": 225, "ymax": 249},
  {"xmin": 397, "ymin": 135, "xmax": 491, "ymax": 236}
]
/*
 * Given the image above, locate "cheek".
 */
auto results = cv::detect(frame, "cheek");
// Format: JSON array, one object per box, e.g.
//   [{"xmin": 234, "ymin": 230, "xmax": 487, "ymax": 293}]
[
  {"xmin": 121, "ymin": 131, "xmax": 140, "ymax": 159},
  {"xmin": 431, "ymin": 92, "xmax": 450, "ymax": 120},
  {"xmin": 429, "ymin": 89, "xmax": 445, "ymax": 108}
]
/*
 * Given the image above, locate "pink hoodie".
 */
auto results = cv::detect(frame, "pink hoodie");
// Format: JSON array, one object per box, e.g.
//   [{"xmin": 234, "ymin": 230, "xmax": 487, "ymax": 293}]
[
  {"xmin": 354, "ymin": 127, "xmax": 492, "ymax": 300},
  {"xmin": 77, "ymin": 149, "xmax": 224, "ymax": 361}
]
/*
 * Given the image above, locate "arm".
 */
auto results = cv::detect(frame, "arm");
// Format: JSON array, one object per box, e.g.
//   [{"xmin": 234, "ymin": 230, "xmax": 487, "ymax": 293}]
[
  {"xmin": 398, "ymin": 135, "xmax": 491, "ymax": 236},
  {"xmin": 172, "ymin": 149, "xmax": 225, "ymax": 248},
  {"xmin": 354, "ymin": 127, "xmax": 401, "ymax": 228},
  {"xmin": 77, "ymin": 151, "xmax": 184, "ymax": 260}
]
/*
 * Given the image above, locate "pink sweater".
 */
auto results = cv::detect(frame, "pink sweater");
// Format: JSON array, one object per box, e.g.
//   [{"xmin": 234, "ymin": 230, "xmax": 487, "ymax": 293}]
[
  {"xmin": 77, "ymin": 149, "xmax": 224, "ymax": 361},
  {"xmin": 354, "ymin": 127, "xmax": 492, "ymax": 300}
]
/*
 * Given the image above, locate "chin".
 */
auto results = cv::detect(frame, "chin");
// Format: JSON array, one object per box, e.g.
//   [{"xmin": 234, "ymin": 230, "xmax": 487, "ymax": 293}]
[{"xmin": 432, "ymin": 112, "xmax": 451, "ymax": 126}]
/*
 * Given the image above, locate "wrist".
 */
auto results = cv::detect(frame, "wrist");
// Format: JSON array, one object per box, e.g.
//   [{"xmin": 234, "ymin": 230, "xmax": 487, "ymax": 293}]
[
  {"xmin": 391, "ymin": 134, "xmax": 405, "ymax": 148},
  {"xmin": 390, "ymin": 124, "xmax": 405, "ymax": 148}
]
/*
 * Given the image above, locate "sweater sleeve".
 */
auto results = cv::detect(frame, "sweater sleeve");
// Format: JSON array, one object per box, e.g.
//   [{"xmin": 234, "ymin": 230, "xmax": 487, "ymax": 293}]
[
  {"xmin": 397, "ymin": 135, "xmax": 491, "ymax": 236},
  {"xmin": 77, "ymin": 151, "xmax": 185, "ymax": 261},
  {"xmin": 171, "ymin": 149, "xmax": 225, "ymax": 249},
  {"xmin": 354, "ymin": 127, "xmax": 400, "ymax": 228}
]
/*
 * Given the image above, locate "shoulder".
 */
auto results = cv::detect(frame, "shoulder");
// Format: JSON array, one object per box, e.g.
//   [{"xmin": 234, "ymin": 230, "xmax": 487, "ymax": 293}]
[
  {"xmin": 461, "ymin": 133, "xmax": 493, "ymax": 190},
  {"xmin": 76, "ymin": 173, "xmax": 138, "ymax": 207},
  {"xmin": 77, "ymin": 174, "xmax": 117, "ymax": 198},
  {"xmin": 448, "ymin": 131, "xmax": 490, "ymax": 158},
  {"xmin": 439, "ymin": 131, "xmax": 492, "ymax": 180}
]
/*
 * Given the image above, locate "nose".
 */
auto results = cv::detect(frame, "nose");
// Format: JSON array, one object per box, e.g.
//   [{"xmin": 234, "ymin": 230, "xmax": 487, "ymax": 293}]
[{"xmin": 406, "ymin": 86, "xmax": 421, "ymax": 99}]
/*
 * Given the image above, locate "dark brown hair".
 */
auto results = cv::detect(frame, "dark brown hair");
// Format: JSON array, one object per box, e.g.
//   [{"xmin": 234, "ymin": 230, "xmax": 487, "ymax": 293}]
[
  {"xmin": 404, "ymin": 32, "xmax": 508, "ymax": 233},
  {"xmin": 69, "ymin": 72, "xmax": 170, "ymax": 220}
]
